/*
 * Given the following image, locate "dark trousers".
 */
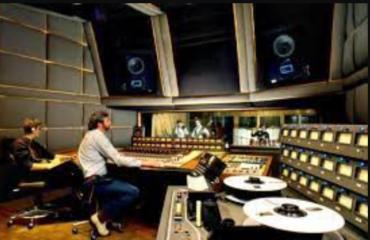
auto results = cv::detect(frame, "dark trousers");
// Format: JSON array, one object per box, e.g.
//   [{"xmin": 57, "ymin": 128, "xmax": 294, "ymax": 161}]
[{"xmin": 94, "ymin": 180, "xmax": 140, "ymax": 221}]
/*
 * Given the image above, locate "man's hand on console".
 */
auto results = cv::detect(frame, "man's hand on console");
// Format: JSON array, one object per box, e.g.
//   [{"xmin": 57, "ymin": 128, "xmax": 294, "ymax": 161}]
[{"xmin": 141, "ymin": 161, "xmax": 165, "ymax": 169}]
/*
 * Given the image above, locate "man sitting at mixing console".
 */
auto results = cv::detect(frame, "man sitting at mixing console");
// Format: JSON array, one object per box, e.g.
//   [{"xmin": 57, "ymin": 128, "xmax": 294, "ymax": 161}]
[{"xmin": 78, "ymin": 111, "xmax": 165, "ymax": 237}]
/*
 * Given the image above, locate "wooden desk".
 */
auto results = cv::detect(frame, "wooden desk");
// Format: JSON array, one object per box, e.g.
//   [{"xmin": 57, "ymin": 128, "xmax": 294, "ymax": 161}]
[{"xmin": 31, "ymin": 155, "xmax": 72, "ymax": 172}]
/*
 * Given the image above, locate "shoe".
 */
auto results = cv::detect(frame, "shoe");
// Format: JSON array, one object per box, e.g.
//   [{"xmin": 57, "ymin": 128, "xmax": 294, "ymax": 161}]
[
  {"xmin": 90, "ymin": 213, "xmax": 110, "ymax": 237},
  {"xmin": 109, "ymin": 222, "xmax": 124, "ymax": 233}
]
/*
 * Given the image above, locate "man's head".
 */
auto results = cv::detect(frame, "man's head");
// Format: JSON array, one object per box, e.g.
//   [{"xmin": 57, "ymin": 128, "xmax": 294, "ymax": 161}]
[
  {"xmin": 22, "ymin": 118, "xmax": 42, "ymax": 138},
  {"xmin": 88, "ymin": 111, "xmax": 111, "ymax": 131},
  {"xmin": 195, "ymin": 119, "xmax": 202, "ymax": 127}
]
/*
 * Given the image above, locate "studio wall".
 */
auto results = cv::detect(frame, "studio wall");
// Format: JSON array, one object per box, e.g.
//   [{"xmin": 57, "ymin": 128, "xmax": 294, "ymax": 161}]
[{"xmin": 0, "ymin": 4, "xmax": 136, "ymax": 153}]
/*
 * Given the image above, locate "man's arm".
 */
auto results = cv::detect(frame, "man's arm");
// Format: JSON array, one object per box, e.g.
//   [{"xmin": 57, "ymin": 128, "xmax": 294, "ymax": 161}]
[{"xmin": 94, "ymin": 132, "xmax": 164, "ymax": 168}]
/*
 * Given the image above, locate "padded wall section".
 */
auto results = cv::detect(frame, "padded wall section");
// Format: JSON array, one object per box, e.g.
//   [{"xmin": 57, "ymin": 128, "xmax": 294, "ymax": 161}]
[
  {"xmin": 346, "ymin": 89, "xmax": 355, "ymax": 123},
  {"xmin": 0, "ymin": 21, "xmax": 46, "ymax": 59},
  {"xmin": 48, "ymin": 36, "xmax": 83, "ymax": 67},
  {"xmin": 342, "ymin": 3, "xmax": 368, "ymax": 76},
  {"xmin": 0, "ymin": 97, "xmax": 46, "ymax": 128},
  {"xmin": 0, "ymin": 4, "xmax": 46, "ymax": 30},
  {"xmin": 48, "ymin": 15, "xmax": 83, "ymax": 42},
  {"xmin": 84, "ymin": 47, "xmax": 94, "ymax": 70},
  {"xmin": 83, "ymin": 104, "xmax": 109, "ymax": 126},
  {"xmin": 112, "ymin": 109, "xmax": 137, "ymax": 126},
  {"xmin": 0, "ymin": 130, "xmax": 46, "ymax": 146},
  {"xmin": 346, "ymin": 83, "xmax": 368, "ymax": 124},
  {"xmin": 47, "ymin": 129, "xmax": 83, "ymax": 151},
  {"xmin": 0, "ymin": 54, "xmax": 46, "ymax": 88},
  {"xmin": 48, "ymin": 65, "xmax": 82, "ymax": 93},
  {"xmin": 47, "ymin": 102, "xmax": 83, "ymax": 127},
  {"xmin": 354, "ymin": 83, "xmax": 368, "ymax": 124},
  {"xmin": 111, "ymin": 128, "xmax": 132, "ymax": 147},
  {"xmin": 0, "ymin": 4, "xmax": 105, "ymax": 153},
  {"xmin": 84, "ymin": 73, "xmax": 100, "ymax": 96}
]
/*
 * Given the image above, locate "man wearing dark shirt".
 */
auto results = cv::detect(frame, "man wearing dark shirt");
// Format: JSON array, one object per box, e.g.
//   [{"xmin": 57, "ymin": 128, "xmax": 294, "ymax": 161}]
[
  {"xmin": 12, "ymin": 118, "xmax": 55, "ymax": 175},
  {"xmin": 12, "ymin": 118, "xmax": 81, "ymax": 184}
]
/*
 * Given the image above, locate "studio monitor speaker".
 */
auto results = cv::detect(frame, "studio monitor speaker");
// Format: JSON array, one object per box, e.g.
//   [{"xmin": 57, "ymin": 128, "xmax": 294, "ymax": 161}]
[
  {"xmin": 254, "ymin": 4, "xmax": 333, "ymax": 88},
  {"xmin": 113, "ymin": 53, "xmax": 155, "ymax": 95}
]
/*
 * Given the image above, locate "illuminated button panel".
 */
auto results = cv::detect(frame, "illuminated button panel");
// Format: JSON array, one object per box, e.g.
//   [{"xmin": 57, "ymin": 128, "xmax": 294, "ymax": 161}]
[
  {"xmin": 337, "ymin": 132, "xmax": 353, "ymax": 145},
  {"xmin": 299, "ymin": 130, "xmax": 308, "ymax": 139},
  {"xmin": 338, "ymin": 193, "xmax": 354, "ymax": 210},
  {"xmin": 322, "ymin": 131, "xmax": 335, "ymax": 143},
  {"xmin": 357, "ymin": 203, "xmax": 368, "ymax": 220},
  {"xmin": 322, "ymin": 186, "xmax": 335, "ymax": 200}
]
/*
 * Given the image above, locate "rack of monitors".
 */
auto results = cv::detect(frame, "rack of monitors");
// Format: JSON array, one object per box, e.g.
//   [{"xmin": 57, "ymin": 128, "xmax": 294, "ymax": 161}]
[
  {"xmin": 281, "ymin": 125, "xmax": 368, "ymax": 160},
  {"xmin": 132, "ymin": 137, "xmax": 224, "ymax": 151},
  {"xmin": 280, "ymin": 165, "xmax": 368, "ymax": 232}
]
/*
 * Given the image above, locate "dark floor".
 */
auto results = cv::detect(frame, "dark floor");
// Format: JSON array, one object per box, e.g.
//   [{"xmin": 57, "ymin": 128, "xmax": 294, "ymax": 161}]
[{"xmin": 0, "ymin": 191, "xmax": 158, "ymax": 240}]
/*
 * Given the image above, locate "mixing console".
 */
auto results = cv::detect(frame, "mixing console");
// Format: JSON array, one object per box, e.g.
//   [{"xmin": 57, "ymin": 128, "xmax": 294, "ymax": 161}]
[
  {"xmin": 120, "ymin": 147, "xmax": 202, "ymax": 168},
  {"xmin": 222, "ymin": 155, "xmax": 272, "ymax": 176}
]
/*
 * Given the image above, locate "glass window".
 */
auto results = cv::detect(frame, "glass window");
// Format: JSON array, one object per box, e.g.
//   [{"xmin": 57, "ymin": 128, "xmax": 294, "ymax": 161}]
[
  {"xmin": 239, "ymin": 117, "xmax": 257, "ymax": 128},
  {"xmin": 285, "ymin": 115, "xmax": 299, "ymax": 124},
  {"xmin": 301, "ymin": 115, "xmax": 317, "ymax": 124},
  {"xmin": 260, "ymin": 116, "xmax": 281, "ymax": 128}
]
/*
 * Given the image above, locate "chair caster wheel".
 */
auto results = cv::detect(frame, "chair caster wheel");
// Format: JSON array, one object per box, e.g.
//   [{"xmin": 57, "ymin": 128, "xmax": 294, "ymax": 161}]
[
  {"xmin": 28, "ymin": 222, "xmax": 34, "ymax": 230},
  {"xmin": 91, "ymin": 230, "xmax": 99, "ymax": 240},
  {"xmin": 72, "ymin": 228, "xmax": 78, "ymax": 234},
  {"xmin": 7, "ymin": 220, "xmax": 14, "ymax": 227}
]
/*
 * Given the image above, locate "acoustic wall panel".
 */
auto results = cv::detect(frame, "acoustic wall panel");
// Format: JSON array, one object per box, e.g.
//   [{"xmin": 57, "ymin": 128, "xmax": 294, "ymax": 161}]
[
  {"xmin": 48, "ymin": 65, "xmax": 82, "ymax": 93},
  {"xmin": 0, "ymin": 21, "xmax": 46, "ymax": 59},
  {"xmin": 354, "ymin": 83, "xmax": 368, "ymax": 124},
  {"xmin": 112, "ymin": 109, "xmax": 137, "ymax": 127},
  {"xmin": 47, "ymin": 129, "xmax": 83, "ymax": 152},
  {"xmin": 0, "ymin": 54, "xmax": 46, "ymax": 88},
  {"xmin": 0, "ymin": 130, "xmax": 46, "ymax": 147},
  {"xmin": 48, "ymin": 15, "xmax": 83, "ymax": 42},
  {"xmin": 48, "ymin": 36, "xmax": 83, "ymax": 67},
  {"xmin": 0, "ymin": 4, "xmax": 47, "ymax": 30},
  {"xmin": 111, "ymin": 128, "xmax": 132, "ymax": 147},
  {"xmin": 84, "ymin": 48, "xmax": 94, "ymax": 71},
  {"xmin": 83, "ymin": 104, "xmax": 109, "ymax": 126},
  {"xmin": 47, "ymin": 102, "xmax": 83, "ymax": 127},
  {"xmin": 0, "ymin": 97, "xmax": 46, "ymax": 128},
  {"xmin": 84, "ymin": 73, "xmax": 100, "ymax": 96}
]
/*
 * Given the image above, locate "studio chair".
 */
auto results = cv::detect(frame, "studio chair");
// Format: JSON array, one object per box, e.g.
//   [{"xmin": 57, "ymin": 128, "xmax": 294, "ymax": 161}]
[
  {"xmin": 7, "ymin": 181, "xmax": 57, "ymax": 229},
  {"xmin": 71, "ymin": 176, "xmax": 124, "ymax": 240},
  {"xmin": 71, "ymin": 178, "xmax": 100, "ymax": 240},
  {"xmin": 2, "ymin": 138, "xmax": 57, "ymax": 229}
]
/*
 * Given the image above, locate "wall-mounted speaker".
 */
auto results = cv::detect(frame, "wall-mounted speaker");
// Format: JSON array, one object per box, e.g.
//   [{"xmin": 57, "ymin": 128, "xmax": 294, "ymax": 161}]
[
  {"xmin": 254, "ymin": 4, "xmax": 333, "ymax": 88},
  {"xmin": 113, "ymin": 53, "xmax": 155, "ymax": 95}
]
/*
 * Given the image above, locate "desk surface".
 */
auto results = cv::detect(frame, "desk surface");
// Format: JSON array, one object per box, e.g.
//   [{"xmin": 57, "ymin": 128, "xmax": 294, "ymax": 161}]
[{"xmin": 31, "ymin": 154, "xmax": 72, "ymax": 172}]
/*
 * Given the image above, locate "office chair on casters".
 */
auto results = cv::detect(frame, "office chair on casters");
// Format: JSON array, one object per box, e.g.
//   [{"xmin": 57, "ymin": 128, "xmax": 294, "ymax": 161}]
[
  {"xmin": 7, "ymin": 181, "xmax": 57, "ymax": 229},
  {"xmin": 2, "ymin": 138, "xmax": 57, "ymax": 229},
  {"xmin": 71, "ymin": 176, "xmax": 125, "ymax": 240},
  {"xmin": 71, "ymin": 179, "xmax": 100, "ymax": 240}
]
